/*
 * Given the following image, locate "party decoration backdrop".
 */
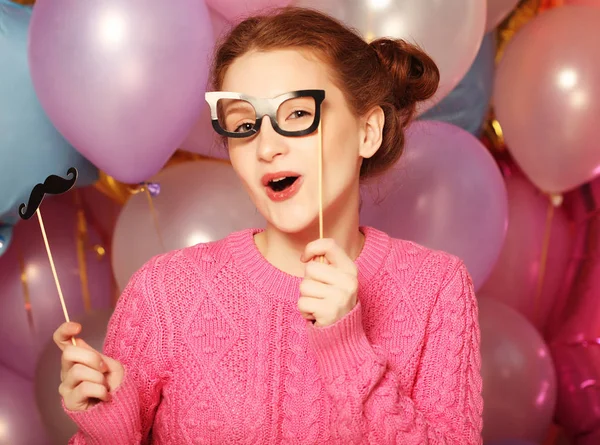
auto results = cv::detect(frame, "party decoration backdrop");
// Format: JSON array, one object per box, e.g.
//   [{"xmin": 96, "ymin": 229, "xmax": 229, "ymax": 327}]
[{"xmin": 0, "ymin": 0, "xmax": 98, "ymax": 221}]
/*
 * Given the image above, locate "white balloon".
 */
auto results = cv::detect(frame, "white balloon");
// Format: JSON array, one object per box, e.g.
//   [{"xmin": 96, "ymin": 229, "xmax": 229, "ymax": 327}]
[
  {"xmin": 112, "ymin": 160, "xmax": 265, "ymax": 289},
  {"xmin": 294, "ymin": 0, "xmax": 486, "ymax": 114}
]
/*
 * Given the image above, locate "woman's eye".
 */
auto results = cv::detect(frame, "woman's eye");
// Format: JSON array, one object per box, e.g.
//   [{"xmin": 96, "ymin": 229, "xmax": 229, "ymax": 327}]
[
  {"xmin": 234, "ymin": 122, "xmax": 254, "ymax": 132},
  {"xmin": 288, "ymin": 110, "xmax": 312, "ymax": 119}
]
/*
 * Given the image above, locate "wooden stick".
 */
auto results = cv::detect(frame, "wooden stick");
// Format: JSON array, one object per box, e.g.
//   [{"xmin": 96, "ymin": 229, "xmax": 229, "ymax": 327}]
[
  {"xmin": 37, "ymin": 208, "xmax": 76, "ymax": 346},
  {"xmin": 318, "ymin": 121, "xmax": 325, "ymax": 263}
]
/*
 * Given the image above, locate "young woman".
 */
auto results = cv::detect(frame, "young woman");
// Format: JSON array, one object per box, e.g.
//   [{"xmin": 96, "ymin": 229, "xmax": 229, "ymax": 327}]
[{"xmin": 54, "ymin": 7, "xmax": 483, "ymax": 444}]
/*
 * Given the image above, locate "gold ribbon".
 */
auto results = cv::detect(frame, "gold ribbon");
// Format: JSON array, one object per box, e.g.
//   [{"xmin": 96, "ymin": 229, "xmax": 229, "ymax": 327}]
[
  {"xmin": 17, "ymin": 246, "xmax": 36, "ymax": 336},
  {"xmin": 73, "ymin": 190, "xmax": 93, "ymax": 314},
  {"xmin": 495, "ymin": 0, "xmax": 543, "ymax": 63},
  {"xmin": 128, "ymin": 183, "xmax": 167, "ymax": 252},
  {"xmin": 533, "ymin": 195, "xmax": 558, "ymax": 325}
]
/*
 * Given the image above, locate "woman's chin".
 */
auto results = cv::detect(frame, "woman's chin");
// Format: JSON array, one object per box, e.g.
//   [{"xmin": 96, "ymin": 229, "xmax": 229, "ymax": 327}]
[{"xmin": 264, "ymin": 211, "xmax": 320, "ymax": 237}]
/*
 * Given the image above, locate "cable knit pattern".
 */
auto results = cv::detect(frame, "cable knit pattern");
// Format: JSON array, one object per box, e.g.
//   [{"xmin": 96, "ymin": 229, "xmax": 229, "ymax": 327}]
[{"xmin": 63, "ymin": 226, "xmax": 483, "ymax": 444}]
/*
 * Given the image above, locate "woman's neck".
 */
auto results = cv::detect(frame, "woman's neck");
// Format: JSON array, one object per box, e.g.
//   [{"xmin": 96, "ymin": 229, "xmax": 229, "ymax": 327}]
[{"xmin": 254, "ymin": 207, "xmax": 364, "ymax": 278}]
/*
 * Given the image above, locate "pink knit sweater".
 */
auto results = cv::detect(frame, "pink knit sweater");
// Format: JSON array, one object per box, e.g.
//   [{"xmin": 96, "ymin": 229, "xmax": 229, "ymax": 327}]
[{"xmin": 64, "ymin": 226, "xmax": 483, "ymax": 444}]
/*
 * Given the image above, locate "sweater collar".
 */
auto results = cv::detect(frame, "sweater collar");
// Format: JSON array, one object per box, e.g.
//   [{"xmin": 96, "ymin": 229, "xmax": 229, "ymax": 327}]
[{"xmin": 226, "ymin": 226, "xmax": 391, "ymax": 300}]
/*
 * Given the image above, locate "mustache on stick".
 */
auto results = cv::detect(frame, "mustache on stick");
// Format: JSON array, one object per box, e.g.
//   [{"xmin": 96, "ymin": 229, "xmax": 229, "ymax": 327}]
[{"xmin": 19, "ymin": 167, "xmax": 78, "ymax": 220}]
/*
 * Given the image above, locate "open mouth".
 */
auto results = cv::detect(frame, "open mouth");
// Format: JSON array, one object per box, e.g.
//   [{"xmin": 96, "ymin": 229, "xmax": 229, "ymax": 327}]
[{"xmin": 267, "ymin": 176, "xmax": 299, "ymax": 192}]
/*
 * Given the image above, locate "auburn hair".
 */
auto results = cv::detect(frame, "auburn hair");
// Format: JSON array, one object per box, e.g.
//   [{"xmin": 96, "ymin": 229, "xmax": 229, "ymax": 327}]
[{"xmin": 209, "ymin": 7, "xmax": 440, "ymax": 180}]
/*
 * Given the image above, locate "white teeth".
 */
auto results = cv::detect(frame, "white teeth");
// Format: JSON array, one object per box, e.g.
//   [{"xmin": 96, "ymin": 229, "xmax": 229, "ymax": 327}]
[{"xmin": 271, "ymin": 177, "xmax": 287, "ymax": 182}]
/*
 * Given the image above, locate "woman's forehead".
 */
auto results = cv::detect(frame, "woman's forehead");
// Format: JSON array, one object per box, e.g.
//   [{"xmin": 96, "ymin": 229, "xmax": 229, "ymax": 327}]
[{"xmin": 221, "ymin": 49, "xmax": 332, "ymax": 97}]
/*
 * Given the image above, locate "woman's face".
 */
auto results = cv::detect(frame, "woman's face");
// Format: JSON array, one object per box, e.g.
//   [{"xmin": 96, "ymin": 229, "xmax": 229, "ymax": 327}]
[{"xmin": 221, "ymin": 49, "xmax": 380, "ymax": 235}]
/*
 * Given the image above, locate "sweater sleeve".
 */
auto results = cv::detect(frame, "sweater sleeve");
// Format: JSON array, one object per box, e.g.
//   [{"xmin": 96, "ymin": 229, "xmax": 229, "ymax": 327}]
[
  {"xmin": 63, "ymin": 256, "xmax": 172, "ymax": 445},
  {"xmin": 306, "ymin": 259, "xmax": 483, "ymax": 444}
]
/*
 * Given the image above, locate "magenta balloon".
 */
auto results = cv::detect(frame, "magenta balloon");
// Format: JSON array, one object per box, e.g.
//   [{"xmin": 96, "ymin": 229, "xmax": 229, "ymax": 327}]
[
  {"xmin": 360, "ymin": 121, "xmax": 508, "ymax": 290},
  {"xmin": 478, "ymin": 297, "xmax": 557, "ymax": 443},
  {"xmin": 486, "ymin": 0, "xmax": 520, "ymax": 31},
  {"xmin": 0, "ymin": 364, "xmax": 51, "ymax": 445},
  {"xmin": 493, "ymin": 6, "xmax": 600, "ymax": 193},
  {"xmin": 548, "ymin": 179, "xmax": 600, "ymax": 442},
  {"xmin": 549, "ymin": 342, "xmax": 600, "ymax": 444},
  {"xmin": 112, "ymin": 160, "xmax": 265, "ymax": 289},
  {"xmin": 0, "ymin": 194, "xmax": 113, "ymax": 379},
  {"xmin": 479, "ymin": 172, "xmax": 574, "ymax": 330},
  {"xmin": 28, "ymin": 0, "xmax": 214, "ymax": 183},
  {"xmin": 206, "ymin": 0, "xmax": 293, "ymax": 21}
]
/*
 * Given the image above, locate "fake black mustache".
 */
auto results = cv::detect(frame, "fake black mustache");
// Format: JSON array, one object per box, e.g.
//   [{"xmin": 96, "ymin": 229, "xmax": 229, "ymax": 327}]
[{"xmin": 19, "ymin": 167, "xmax": 78, "ymax": 220}]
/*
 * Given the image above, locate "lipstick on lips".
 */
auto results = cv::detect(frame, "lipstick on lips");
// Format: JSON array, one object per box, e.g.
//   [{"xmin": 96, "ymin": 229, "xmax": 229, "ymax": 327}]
[{"xmin": 261, "ymin": 171, "xmax": 303, "ymax": 202}]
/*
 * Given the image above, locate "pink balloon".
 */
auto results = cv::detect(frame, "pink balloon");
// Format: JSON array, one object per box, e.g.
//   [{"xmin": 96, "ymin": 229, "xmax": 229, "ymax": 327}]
[
  {"xmin": 479, "ymin": 172, "xmax": 574, "ymax": 330},
  {"xmin": 493, "ymin": 6, "xmax": 600, "ymax": 193},
  {"xmin": 206, "ymin": 0, "xmax": 293, "ymax": 21},
  {"xmin": 0, "ymin": 194, "xmax": 113, "ymax": 379},
  {"xmin": 112, "ymin": 160, "xmax": 265, "ymax": 289},
  {"xmin": 28, "ymin": 0, "xmax": 215, "ymax": 183},
  {"xmin": 0, "ymin": 364, "xmax": 51, "ymax": 445},
  {"xmin": 360, "ymin": 121, "xmax": 508, "ymax": 290},
  {"xmin": 295, "ymin": 0, "xmax": 486, "ymax": 114},
  {"xmin": 478, "ymin": 297, "xmax": 557, "ymax": 443},
  {"xmin": 486, "ymin": 0, "xmax": 520, "ymax": 31}
]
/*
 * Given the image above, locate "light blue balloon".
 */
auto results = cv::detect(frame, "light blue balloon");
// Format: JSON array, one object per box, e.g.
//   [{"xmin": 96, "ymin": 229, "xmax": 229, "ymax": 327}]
[
  {"xmin": 0, "ymin": 222, "xmax": 13, "ymax": 258},
  {"xmin": 420, "ymin": 32, "xmax": 496, "ymax": 136},
  {"xmin": 0, "ymin": 0, "xmax": 98, "ymax": 221}
]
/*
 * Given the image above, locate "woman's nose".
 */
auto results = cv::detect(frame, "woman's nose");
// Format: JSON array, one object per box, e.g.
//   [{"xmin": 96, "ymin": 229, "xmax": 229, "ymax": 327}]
[{"xmin": 255, "ymin": 117, "xmax": 289, "ymax": 162}]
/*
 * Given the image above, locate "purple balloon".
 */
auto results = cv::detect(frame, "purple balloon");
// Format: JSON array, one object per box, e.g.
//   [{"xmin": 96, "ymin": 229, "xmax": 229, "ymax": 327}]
[
  {"xmin": 360, "ymin": 121, "xmax": 508, "ymax": 290},
  {"xmin": 0, "ymin": 194, "xmax": 113, "ymax": 379},
  {"xmin": 28, "ymin": 0, "xmax": 214, "ymax": 183},
  {"xmin": 0, "ymin": 364, "xmax": 51, "ymax": 445}
]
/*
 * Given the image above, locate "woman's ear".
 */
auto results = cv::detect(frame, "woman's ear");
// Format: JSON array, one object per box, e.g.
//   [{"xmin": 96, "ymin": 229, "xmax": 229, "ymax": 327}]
[{"xmin": 358, "ymin": 105, "xmax": 385, "ymax": 159}]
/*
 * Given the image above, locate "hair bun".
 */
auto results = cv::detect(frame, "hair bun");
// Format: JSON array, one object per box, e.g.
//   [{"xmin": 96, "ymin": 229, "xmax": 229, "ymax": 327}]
[{"xmin": 370, "ymin": 38, "xmax": 440, "ymax": 121}]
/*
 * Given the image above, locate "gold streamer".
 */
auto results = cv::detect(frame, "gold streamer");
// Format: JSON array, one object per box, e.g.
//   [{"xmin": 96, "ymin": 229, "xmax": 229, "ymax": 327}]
[
  {"xmin": 17, "ymin": 247, "xmax": 35, "ymax": 335},
  {"xmin": 533, "ymin": 193, "xmax": 562, "ymax": 325},
  {"xmin": 495, "ymin": 0, "xmax": 543, "ymax": 63},
  {"xmin": 143, "ymin": 185, "xmax": 167, "ymax": 253},
  {"xmin": 73, "ymin": 190, "xmax": 92, "ymax": 314}
]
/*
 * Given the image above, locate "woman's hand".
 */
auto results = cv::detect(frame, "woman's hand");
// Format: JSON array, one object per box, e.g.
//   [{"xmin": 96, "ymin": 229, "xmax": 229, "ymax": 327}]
[
  {"xmin": 53, "ymin": 322, "xmax": 124, "ymax": 411},
  {"xmin": 298, "ymin": 238, "xmax": 359, "ymax": 327}
]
